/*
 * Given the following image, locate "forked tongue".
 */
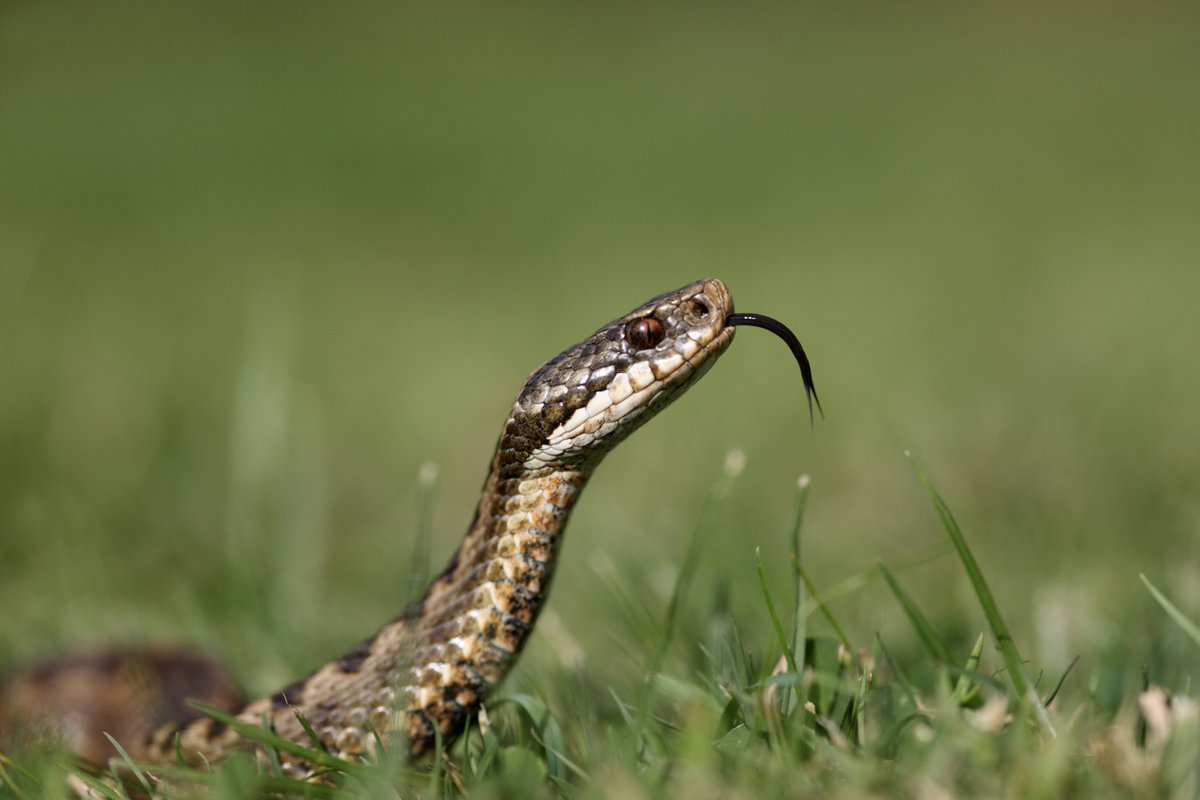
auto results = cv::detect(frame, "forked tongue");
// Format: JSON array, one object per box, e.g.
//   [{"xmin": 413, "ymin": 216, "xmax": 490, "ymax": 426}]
[{"xmin": 725, "ymin": 312, "xmax": 823, "ymax": 426}]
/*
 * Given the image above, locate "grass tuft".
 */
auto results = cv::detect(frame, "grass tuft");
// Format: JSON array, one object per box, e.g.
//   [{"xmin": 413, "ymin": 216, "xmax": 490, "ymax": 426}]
[{"xmin": 6, "ymin": 456, "xmax": 1199, "ymax": 799}]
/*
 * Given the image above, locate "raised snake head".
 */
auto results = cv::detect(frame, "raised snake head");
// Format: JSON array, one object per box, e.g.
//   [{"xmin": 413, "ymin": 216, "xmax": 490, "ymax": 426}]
[{"xmin": 497, "ymin": 278, "xmax": 737, "ymax": 475}]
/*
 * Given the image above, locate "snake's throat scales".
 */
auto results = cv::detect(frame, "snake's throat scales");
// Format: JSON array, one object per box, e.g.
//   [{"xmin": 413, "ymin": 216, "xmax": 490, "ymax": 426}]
[{"xmin": 0, "ymin": 278, "xmax": 820, "ymax": 775}]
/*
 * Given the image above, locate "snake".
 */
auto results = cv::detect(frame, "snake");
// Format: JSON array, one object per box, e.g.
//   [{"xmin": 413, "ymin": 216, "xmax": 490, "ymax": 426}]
[{"xmin": 0, "ymin": 278, "xmax": 819, "ymax": 775}]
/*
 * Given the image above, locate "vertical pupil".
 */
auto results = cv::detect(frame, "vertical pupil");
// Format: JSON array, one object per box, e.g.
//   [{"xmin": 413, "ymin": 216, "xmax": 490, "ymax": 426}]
[{"xmin": 627, "ymin": 318, "xmax": 664, "ymax": 349}]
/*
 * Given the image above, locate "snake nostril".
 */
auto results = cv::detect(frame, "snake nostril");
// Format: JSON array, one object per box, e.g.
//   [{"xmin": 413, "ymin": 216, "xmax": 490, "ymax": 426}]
[
  {"xmin": 626, "ymin": 317, "xmax": 665, "ymax": 350},
  {"xmin": 683, "ymin": 298, "xmax": 711, "ymax": 325}
]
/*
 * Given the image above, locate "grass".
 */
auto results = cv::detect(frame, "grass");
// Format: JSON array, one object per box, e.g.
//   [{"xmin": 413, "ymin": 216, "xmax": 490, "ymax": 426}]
[
  {"xmin": 4, "ymin": 461, "xmax": 1199, "ymax": 798},
  {"xmin": 2, "ymin": 1, "xmax": 1200, "ymax": 797}
]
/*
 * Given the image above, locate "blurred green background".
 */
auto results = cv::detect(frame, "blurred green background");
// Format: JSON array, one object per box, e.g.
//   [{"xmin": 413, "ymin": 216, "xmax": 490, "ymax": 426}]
[{"xmin": 2, "ymin": 1, "xmax": 1198, "ymax": 710}]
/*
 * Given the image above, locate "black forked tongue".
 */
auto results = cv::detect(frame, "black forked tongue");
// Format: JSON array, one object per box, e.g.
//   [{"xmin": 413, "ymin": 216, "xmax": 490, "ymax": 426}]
[{"xmin": 725, "ymin": 312, "xmax": 823, "ymax": 426}]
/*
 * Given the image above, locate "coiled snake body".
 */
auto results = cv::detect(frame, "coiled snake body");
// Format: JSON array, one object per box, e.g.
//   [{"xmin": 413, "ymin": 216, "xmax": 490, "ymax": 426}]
[{"xmin": 0, "ymin": 278, "xmax": 818, "ymax": 774}]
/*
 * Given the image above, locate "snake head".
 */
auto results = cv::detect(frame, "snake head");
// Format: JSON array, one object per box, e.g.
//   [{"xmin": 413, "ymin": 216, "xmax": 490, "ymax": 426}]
[{"xmin": 499, "ymin": 278, "xmax": 737, "ymax": 475}]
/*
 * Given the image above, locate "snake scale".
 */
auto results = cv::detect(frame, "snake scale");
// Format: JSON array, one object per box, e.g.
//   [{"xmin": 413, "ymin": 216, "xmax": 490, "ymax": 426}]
[{"xmin": 0, "ymin": 278, "xmax": 819, "ymax": 775}]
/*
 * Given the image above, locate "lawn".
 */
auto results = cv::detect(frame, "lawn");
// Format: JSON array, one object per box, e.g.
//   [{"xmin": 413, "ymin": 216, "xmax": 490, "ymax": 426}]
[{"xmin": 1, "ymin": 2, "xmax": 1198, "ymax": 797}]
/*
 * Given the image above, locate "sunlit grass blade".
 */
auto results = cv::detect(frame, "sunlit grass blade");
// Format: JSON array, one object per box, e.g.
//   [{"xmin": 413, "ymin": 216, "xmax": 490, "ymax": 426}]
[
  {"xmin": 906, "ymin": 452, "xmax": 1056, "ymax": 738},
  {"xmin": 1141, "ymin": 573, "xmax": 1200, "ymax": 647},
  {"xmin": 876, "ymin": 560, "xmax": 953, "ymax": 665}
]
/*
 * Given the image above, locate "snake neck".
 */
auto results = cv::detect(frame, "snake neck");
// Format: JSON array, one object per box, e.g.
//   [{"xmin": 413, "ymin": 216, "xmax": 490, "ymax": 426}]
[
  {"xmin": 405, "ymin": 464, "xmax": 591, "ymax": 717},
  {"xmin": 417, "ymin": 465, "xmax": 591, "ymax": 647},
  {"xmin": 154, "ymin": 461, "xmax": 595, "ymax": 770},
  {"xmin": 376, "ymin": 457, "xmax": 595, "ymax": 759}
]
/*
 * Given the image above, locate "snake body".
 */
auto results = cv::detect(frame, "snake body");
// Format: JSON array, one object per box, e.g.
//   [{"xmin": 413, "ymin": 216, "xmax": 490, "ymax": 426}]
[{"xmin": 0, "ymin": 278, "xmax": 817, "ymax": 773}]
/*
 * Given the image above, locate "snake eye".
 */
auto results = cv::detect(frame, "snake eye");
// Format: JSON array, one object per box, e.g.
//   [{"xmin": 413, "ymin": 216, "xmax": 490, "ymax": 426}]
[{"xmin": 626, "ymin": 317, "xmax": 665, "ymax": 350}]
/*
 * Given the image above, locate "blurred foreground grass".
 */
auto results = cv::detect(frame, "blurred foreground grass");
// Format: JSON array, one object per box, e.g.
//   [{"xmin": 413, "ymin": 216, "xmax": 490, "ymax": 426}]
[{"xmin": 1, "ymin": 1, "xmax": 1199, "ymax": 796}]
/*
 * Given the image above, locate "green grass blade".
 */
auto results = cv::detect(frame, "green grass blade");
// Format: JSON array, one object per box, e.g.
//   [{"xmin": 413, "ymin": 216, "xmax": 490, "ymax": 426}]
[
  {"xmin": 187, "ymin": 702, "xmax": 359, "ymax": 774},
  {"xmin": 906, "ymin": 452, "xmax": 1056, "ymax": 738},
  {"xmin": 259, "ymin": 713, "xmax": 286, "ymax": 778},
  {"xmin": 653, "ymin": 450, "xmax": 744, "ymax": 673},
  {"xmin": 757, "ymin": 547, "xmax": 798, "ymax": 675},
  {"xmin": 429, "ymin": 719, "xmax": 444, "ymax": 791},
  {"xmin": 408, "ymin": 460, "xmax": 438, "ymax": 604},
  {"xmin": 0, "ymin": 754, "xmax": 38, "ymax": 800},
  {"xmin": 943, "ymin": 664, "xmax": 1006, "ymax": 694},
  {"xmin": 245, "ymin": 775, "xmax": 341, "ymax": 797},
  {"xmin": 876, "ymin": 560, "xmax": 954, "ymax": 665},
  {"xmin": 786, "ymin": 475, "xmax": 812, "ymax": 719},
  {"xmin": 875, "ymin": 633, "xmax": 921, "ymax": 708},
  {"xmin": 291, "ymin": 710, "xmax": 328, "ymax": 753},
  {"xmin": 790, "ymin": 475, "xmax": 812, "ymax": 667},
  {"xmin": 102, "ymin": 734, "xmax": 153, "ymax": 796},
  {"xmin": 501, "ymin": 694, "xmax": 570, "ymax": 782},
  {"xmin": 727, "ymin": 612, "xmax": 753, "ymax": 690},
  {"xmin": 1042, "ymin": 655, "xmax": 1080, "ymax": 707},
  {"xmin": 1137, "ymin": 666, "xmax": 1150, "ymax": 748},
  {"xmin": 65, "ymin": 771, "xmax": 126, "ymax": 800},
  {"xmin": 473, "ymin": 718, "xmax": 503, "ymax": 778},
  {"xmin": 851, "ymin": 638, "xmax": 877, "ymax": 745},
  {"xmin": 525, "ymin": 726, "xmax": 589, "ymax": 782},
  {"xmin": 951, "ymin": 633, "xmax": 986, "ymax": 705},
  {"xmin": 794, "ymin": 561, "xmax": 853, "ymax": 653},
  {"xmin": 1141, "ymin": 573, "xmax": 1200, "ymax": 647}
]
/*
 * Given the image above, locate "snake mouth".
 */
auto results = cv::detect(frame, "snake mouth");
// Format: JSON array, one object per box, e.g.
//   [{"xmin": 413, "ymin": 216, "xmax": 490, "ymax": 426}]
[{"xmin": 725, "ymin": 312, "xmax": 822, "ymax": 425}]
